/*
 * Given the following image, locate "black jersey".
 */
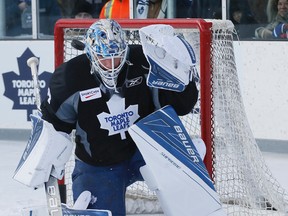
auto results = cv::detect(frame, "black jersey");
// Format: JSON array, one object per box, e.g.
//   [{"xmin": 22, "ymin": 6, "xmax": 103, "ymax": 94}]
[{"xmin": 41, "ymin": 45, "xmax": 198, "ymax": 166}]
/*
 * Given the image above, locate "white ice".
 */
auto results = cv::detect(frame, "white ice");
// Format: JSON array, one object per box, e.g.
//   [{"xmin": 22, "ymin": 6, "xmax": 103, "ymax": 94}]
[{"xmin": 1, "ymin": 139, "xmax": 288, "ymax": 216}]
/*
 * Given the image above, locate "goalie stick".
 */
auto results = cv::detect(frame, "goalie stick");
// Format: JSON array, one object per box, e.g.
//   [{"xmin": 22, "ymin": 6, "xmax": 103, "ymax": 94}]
[{"xmin": 27, "ymin": 57, "xmax": 63, "ymax": 216}]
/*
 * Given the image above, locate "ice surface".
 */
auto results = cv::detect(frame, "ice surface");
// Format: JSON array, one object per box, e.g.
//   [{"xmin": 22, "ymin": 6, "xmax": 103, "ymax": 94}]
[
  {"xmin": 1, "ymin": 140, "xmax": 288, "ymax": 216},
  {"xmin": 0, "ymin": 140, "xmax": 46, "ymax": 216}
]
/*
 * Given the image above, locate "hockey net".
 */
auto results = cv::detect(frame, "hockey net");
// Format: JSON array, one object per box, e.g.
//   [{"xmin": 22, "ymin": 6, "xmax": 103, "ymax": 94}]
[{"xmin": 54, "ymin": 19, "xmax": 288, "ymax": 215}]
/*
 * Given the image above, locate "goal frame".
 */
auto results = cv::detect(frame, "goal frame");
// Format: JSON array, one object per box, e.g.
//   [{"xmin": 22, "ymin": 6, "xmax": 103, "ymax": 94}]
[
  {"xmin": 54, "ymin": 18, "xmax": 214, "ymax": 180},
  {"xmin": 54, "ymin": 19, "xmax": 288, "ymax": 215}
]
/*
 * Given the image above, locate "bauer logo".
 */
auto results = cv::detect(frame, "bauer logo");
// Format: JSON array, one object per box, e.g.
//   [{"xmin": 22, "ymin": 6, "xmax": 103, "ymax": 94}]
[
  {"xmin": 132, "ymin": 105, "xmax": 215, "ymax": 190},
  {"xmin": 2, "ymin": 48, "xmax": 52, "ymax": 121},
  {"xmin": 146, "ymin": 56, "xmax": 186, "ymax": 92}
]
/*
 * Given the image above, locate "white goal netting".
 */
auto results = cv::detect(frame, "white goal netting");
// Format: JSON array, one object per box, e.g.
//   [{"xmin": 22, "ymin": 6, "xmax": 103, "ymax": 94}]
[{"xmin": 54, "ymin": 19, "xmax": 288, "ymax": 215}]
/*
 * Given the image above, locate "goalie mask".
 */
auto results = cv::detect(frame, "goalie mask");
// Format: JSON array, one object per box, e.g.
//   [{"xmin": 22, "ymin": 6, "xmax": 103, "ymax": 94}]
[{"xmin": 85, "ymin": 19, "xmax": 128, "ymax": 90}]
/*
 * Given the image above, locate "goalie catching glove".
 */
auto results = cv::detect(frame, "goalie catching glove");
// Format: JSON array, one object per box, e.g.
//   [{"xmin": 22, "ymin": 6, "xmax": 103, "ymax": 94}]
[
  {"xmin": 139, "ymin": 24, "xmax": 198, "ymax": 92},
  {"xmin": 13, "ymin": 113, "xmax": 73, "ymax": 188}
]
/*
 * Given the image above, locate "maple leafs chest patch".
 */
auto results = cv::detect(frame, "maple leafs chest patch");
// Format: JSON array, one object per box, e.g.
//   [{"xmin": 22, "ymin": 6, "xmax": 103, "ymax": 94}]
[{"xmin": 97, "ymin": 94, "xmax": 139, "ymax": 140}]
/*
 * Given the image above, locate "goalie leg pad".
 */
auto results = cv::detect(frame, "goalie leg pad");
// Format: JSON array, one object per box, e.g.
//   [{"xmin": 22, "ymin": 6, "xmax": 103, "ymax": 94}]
[
  {"xmin": 62, "ymin": 203, "xmax": 112, "ymax": 216},
  {"xmin": 128, "ymin": 105, "xmax": 226, "ymax": 216},
  {"xmin": 140, "ymin": 165, "xmax": 158, "ymax": 191},
  {"xmin": 22, "ymin": 205, "xmax": 112, "ymax": 216},
  {"xmin": 13, "ymin": 114, "xmax": 73, "ymax": 188}
]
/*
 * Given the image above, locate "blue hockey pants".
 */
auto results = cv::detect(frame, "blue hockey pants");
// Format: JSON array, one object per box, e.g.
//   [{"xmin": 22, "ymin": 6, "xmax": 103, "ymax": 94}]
[{"xmin": 72, "ymin": 149, "xmax": 145, "ymax": 216}]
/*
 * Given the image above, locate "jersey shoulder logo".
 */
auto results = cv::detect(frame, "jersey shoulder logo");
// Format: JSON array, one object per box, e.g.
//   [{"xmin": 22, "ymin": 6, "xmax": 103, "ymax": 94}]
[
  {"xmin": 126, "ymin": 76, "xmax": 143, "ymax": 88},
  {"xmin": 79, "ymin": 87, "xmax": 102, "ymax": 102},
  {"xmin": 97, "ymin": 94, "xmax": 139, "ymax": 140}
]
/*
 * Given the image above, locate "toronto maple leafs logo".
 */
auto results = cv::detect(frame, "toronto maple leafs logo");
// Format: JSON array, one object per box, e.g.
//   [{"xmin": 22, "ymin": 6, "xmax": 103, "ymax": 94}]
[
  {"xmin": 2, "ymin": 48, "xmax": 52, "ymax": 121},
  {"xmin": 97, "ymin": 94, "xmax": 139, "ymax": 140}
]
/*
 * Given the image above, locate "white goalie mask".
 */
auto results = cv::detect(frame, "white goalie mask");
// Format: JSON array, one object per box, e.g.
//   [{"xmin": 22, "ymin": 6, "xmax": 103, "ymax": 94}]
[{"xmin": 85, "ymin": 19, "xmax": 128, "ymax": 89}]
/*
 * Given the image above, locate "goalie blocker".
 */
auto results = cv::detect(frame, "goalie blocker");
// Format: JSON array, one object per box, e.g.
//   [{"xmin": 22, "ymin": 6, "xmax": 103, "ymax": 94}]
[
  {"xmin": 128, "ymin": 105, "xmax": 226, "ymax": 216},
  {"xmin": 13, "ymin": 113, "xmax": 73, "ymax": 189}
]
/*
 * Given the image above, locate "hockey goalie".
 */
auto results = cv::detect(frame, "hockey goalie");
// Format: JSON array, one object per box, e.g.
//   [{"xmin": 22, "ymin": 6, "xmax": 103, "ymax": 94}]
[{"xmin": 13, "ymin": 19, "xmax": 225, "ymax": 216}]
